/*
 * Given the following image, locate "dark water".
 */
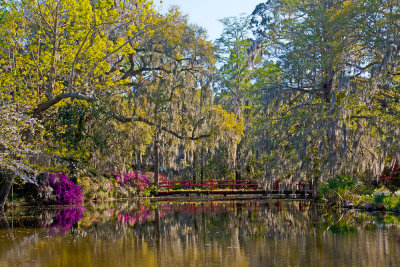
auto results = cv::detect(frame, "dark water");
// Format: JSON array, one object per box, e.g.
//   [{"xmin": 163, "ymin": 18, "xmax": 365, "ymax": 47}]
[{"xmin": 1, "ymin": 199, "xmax": 400, "ymax": 266}]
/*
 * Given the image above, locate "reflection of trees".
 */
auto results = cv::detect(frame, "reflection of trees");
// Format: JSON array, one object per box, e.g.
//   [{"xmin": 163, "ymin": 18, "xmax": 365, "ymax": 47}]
[
  {"xmin": 1, "ymin": 201, "xmax": 400, "ymax": 266},
  {"xmin": 0, "ymin": 210, "xmax": 9, "ymax": 230}
]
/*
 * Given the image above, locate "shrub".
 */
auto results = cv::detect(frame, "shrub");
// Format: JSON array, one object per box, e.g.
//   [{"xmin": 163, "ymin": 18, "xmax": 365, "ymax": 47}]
[
  {"xmin": 355, "ymin": 188, "xmax": 400, "ymax": 212},
  {"xmin": 382, "ymin": 195, "xmax": 400, "ymax": 211},
  {"xmin": 77, "ymin": 176, "xmax": 99, "ymax": 200},
  {"xmin": 40, "ymin": 172, "xmax": 84, "ymax": 204},
  {"xmin": 114, "ymin": 171, "xmax": 153, "ymax": 196},
  {"xmin": 142, "ymin": 185, "xmax": 158, "ymax": 197},
  {"xmin": 319, "ymin": 175, "xmax": 356, "ymax": 204},
  {"xmin": 373, "ymin": 186, "xmax": 391, "ymax": 203},
  {"xmin": 356, "ymin": 194, "xmax": 374, "ymax": 204},
  {"xmin": 353, "ymin": 184, "xmax": 375, "ymax": 195},
  {"xmin": 381, "ymin": 156, "xmax": 400, "ymax": 192},
  {"xmin": 77, "ymin": 176, "xmax": 115, "ymax": 201}
]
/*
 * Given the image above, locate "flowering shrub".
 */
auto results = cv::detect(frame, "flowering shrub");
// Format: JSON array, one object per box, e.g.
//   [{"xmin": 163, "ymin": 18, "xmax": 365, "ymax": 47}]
[
  {"xmin": 123, "ymin": 172, "xmax": 150, "ymax": 188},
  {"xmin": 114, "ymin": 171, "xmax": 152, "ymax": 195},
  {"xmin": 40, "ymin": 172, "xmax": 84, "ymax": 204}
]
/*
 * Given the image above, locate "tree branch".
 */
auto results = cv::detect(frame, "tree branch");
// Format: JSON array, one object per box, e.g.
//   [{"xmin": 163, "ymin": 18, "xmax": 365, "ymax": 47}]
[
  {"xmin": 121, "ymin": 66, "xmax": 172, "ymax": 79},
  {"xmin": 112, "ymin": 113, "xmax": 213, "ymax": 140},
  {"xmin": 32, "ymin": 93, "xmax": 97, "ymax": 115}
]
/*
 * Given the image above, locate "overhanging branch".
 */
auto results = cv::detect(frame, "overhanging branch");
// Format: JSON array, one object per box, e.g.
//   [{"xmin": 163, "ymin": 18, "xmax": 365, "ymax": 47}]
[
  {"xmin": 32, "ymin": 93, "xmax": 98, "ymax": 115},
  {"xmin": 112, "ymin": 113, "xmax": 213, "ymax": 140}
]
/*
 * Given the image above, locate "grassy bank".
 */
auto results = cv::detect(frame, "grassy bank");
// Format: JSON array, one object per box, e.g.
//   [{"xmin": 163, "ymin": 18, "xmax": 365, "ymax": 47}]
[{"xmin": 319, "ymin": 175, "xmax": 400, "ymax": 213}]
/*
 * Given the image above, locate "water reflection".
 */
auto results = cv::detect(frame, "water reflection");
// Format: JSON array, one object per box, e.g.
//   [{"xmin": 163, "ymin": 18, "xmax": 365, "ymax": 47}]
[
  {"xmin": 42, "ymin": 206, "xmax": 85, "ymax": 235},
  {"xmin": 1, "ymin": 200, "xmax": 400, "ymax": 266}
]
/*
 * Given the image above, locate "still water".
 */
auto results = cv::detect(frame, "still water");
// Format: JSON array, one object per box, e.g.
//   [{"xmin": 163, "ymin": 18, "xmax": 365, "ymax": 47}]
[{"xmin": 1, "ymin": 199, "xmax": 400, "ymax": 266}]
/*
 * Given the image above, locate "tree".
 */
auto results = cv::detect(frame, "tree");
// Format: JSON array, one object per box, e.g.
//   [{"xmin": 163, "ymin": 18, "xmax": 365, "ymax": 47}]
[
  {"xmin": 109, "ymin": 7, "xmax": 244, "ymax": 184},
  {"xmin": 0, "ymin": 0, "xmax": 157, "ymax": 203},
  {"xmin": 0, "ymin": 0, "xmax": 156, "ymax": 114},
  {"xmin": 214, "ymin": 15, "xmax": 281, "ymax": 181},
  {"xmin": 0, "ymin": 105, "xmax": 42, "ymax": 208},
  {"xmin": 249, "ymin": 0, "xmax": 400, "ymax": 185}
]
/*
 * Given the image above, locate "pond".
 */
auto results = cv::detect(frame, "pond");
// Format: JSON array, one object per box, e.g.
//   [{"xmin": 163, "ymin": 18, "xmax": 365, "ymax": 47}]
[{"xmin": 1, "ymin": 198, "xmax": 400, "ymax": 266}]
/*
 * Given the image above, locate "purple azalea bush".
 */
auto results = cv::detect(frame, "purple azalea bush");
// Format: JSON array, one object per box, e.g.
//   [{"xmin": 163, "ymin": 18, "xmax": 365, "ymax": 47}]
[{"xmin": 44, "ymin": 172, "xmax": 84, "ymax": 204}]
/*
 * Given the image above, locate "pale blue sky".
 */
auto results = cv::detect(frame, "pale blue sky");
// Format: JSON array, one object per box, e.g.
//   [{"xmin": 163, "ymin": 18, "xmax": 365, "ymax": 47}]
[{"xmin": 156, "ymin": 0, "xmax": 263, "ymax": 41}]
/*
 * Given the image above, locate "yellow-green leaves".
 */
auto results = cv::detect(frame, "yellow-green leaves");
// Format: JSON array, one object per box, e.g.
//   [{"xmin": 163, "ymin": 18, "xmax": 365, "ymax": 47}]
[{"xmin": 0, "ymin": 0, "xmax": 158, "ymax": 113}]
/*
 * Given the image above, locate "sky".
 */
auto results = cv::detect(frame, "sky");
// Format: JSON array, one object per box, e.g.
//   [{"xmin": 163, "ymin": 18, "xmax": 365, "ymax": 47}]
[{"xmin": 156, "ymin": 0, "xmax": 263, "ymax": 41}]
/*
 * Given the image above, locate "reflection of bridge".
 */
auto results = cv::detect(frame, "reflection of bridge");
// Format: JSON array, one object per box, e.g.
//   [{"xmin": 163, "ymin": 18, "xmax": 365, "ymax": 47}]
[
  {"xmin": 158, "ymin": 180, "xmax": 314, "ymax": 198},
  {"xmin": 158, "ymin": 201, "xmax": 261, "ymax": 215},
  {"xmin": 157, "ymin": 201, "xmax": 309, "ymax": 217}
]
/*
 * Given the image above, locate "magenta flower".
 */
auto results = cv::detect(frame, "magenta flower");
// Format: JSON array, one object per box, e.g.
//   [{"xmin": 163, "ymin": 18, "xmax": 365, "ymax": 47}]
[{"xmin": 45, "ymin": 172, "xmax": 84, "ymax": 204}]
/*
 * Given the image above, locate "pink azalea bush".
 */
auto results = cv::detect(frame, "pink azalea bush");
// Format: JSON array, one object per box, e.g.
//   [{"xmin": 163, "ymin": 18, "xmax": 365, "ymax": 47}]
[{"xmin": 114, "ymin": 171, "xmax": 151, "ymax": 192}]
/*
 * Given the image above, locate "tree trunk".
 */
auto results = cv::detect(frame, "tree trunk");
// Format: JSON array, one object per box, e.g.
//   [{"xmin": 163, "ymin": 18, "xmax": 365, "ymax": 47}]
[
  {"xmin": 154, "ymin": 133, "xmax": 159, "ymax": 189},
  {"xmin": 192, "ymin": 150, "xmax": 197, "ymax": 181},
  {"xmin": 0, "ymin": 170, "xmax": 15, "ymax": 210},
  {"xmin": 200, "ymin": 148, "xmax": 204, "ymax": 182},
  {"xmin": 235, "ymin": 142, "xmax": 242, "ymax": 180}
]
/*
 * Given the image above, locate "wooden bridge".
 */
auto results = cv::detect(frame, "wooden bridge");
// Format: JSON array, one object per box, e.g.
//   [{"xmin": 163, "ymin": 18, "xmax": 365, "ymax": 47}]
[{"xmin": 158, "ymin": 179, "xmax": 314, "ymax": 198}]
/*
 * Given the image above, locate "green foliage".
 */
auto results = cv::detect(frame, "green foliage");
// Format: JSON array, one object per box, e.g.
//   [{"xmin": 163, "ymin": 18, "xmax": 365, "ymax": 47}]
[
  {"xmin": 355, "ymin": 187, "xmax": 400, "ymax": 212},
  {"xmin": 382, "ymin": 195, "xmax": 400, "ymax": 211},
  {"xmin": 319, "ymin": 175, "xmax": 357, "ymax": 204},
  {"xmin": 142, "ymin": 185, "xmax": 158, "ymax": 197},
  {"xmin": 372, "ymin": 186, "xmax": 391, "ymax": 204},
  {"xmin": 77, "ymin": 176, "xmax": 113, "ymax": 201},
  {"xmin": 356, "ymin": 194, "xmax": 374, "ymax": 204},
  {"xmin": 353, "ymin": 184, "xmax": 375, "ymax": 196},
  {"xmin": 322, "ymin": 175, "xmax": 357, "ymax": 191}
]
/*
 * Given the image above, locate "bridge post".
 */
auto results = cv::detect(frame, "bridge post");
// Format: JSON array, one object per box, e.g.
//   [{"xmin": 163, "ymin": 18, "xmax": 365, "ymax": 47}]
[
  {"xmin": 232, "ymin": 179, "xmax": 235, "ymax": 190},
  {"xmin": 292, "ymin": 183, "xmax": 295, "ymax": 198},
  {"xmin": 305, "ymin": 181, "xmax": 308, "ymax": 198}
]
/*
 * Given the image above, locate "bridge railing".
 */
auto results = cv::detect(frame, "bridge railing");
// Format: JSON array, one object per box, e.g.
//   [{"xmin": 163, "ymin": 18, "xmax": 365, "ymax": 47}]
[
  {"xmin": 159, "ymin": 179, "xmax": 314, "ymax": 192},
  {"xmin": 158, "ymin": 179, "xmax": 258, "ymax": 192}
]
